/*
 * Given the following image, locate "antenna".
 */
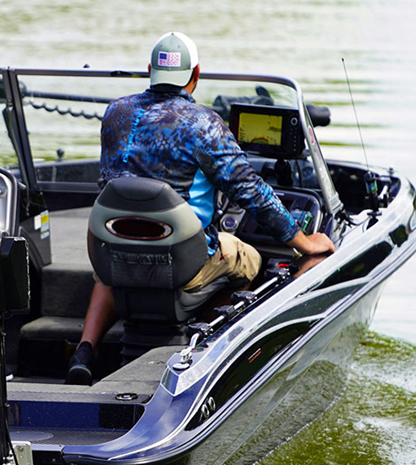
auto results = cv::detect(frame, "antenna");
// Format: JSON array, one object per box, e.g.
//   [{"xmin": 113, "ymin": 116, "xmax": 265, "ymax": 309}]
[
  {"xmin": 341, "ymin": 58, "xmax": 370, "ymax": 169},
  {"xmin": 342, "ymin": 57, "xmax": 379, "ymax": 215}
]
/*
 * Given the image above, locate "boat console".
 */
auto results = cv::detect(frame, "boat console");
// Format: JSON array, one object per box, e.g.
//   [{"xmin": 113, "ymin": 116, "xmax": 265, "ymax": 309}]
[
  {"xmin": 220, "ymin": 103, "xmax": 326, "ymax": 254},
  {"xmin": 220, "ymin": 186, "xmax": 323, "ymax": 256}
]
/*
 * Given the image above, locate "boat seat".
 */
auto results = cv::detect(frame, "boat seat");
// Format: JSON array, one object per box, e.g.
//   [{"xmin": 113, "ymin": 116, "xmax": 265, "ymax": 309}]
[{"xmin": 88, "ymin": 177, "xmax": 227, "ymax": 358}]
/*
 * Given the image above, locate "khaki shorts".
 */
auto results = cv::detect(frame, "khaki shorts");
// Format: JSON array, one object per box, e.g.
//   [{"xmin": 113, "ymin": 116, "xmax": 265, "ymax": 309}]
[{"xmin": 182, "ymin": 232, "xmax": 262, "ymax": 292}]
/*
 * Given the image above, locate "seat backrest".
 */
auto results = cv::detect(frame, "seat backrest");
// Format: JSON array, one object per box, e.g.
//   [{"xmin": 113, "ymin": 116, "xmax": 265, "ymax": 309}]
[
  {"xmin": 87, "ymin": 177, "xmax": 210, "ymax": 323},
  {"xmin": 88, "ymin": 176, "xmax": 208, "ymax": 290}
]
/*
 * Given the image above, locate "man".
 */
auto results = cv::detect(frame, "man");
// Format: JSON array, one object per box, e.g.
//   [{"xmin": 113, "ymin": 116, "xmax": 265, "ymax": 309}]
[{"xmin": 66, "ymin": 32, "xmax": 334, "ymax": 385}]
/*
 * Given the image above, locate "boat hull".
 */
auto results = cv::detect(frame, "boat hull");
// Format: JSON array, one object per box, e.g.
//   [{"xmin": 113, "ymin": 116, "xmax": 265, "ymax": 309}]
[
  {"xmin": 185, "ymin": 284, "xmax": 382, "ymax": 465},
  {"xmin": 62, "ymin": 277, "xmax": 386, "ymax": 465},
  {"xmin": 64, "ymin": 167, "xmax": 416, "ymax": 464}
]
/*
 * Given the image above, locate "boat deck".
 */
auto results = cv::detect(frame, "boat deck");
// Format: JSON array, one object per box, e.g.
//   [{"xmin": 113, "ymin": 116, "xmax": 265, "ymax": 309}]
[
  {"xmin": 7, "ymin": 345, "xmax": 181, "ymax": 445},
  {"xmin": 8, "ymin": 344, "xmax": 178, "ymax": 400}
]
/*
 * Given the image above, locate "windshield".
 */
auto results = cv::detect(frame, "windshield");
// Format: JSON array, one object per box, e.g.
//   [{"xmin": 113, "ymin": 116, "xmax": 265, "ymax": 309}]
[{"xmin": 0, "ymin": 68, "xmax": 341, "ymax": 214}]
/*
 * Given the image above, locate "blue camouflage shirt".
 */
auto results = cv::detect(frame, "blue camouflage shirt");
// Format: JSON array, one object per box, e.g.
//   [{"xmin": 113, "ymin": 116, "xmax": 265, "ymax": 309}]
[{"xmin": 100, "ymin": 86, "xmax": 299, "ymax": 254}]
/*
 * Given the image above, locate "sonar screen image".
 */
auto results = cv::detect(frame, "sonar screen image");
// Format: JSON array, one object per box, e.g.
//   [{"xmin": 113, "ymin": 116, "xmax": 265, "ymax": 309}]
[{"xmin": 238, "ymin": 113, "xmax": 283, "ymax": 146}]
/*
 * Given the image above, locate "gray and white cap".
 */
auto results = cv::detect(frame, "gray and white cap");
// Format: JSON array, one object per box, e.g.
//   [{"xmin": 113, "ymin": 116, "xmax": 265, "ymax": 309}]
[{"xmin": 150, "ymin": 32, "xmax": 199, "ymax": 87}]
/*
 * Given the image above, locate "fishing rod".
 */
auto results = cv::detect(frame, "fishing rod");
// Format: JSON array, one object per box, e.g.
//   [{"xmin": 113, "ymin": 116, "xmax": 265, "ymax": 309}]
[{"xmin": 341, "ymin": 58, "xmax": 380, "ymax": 216}]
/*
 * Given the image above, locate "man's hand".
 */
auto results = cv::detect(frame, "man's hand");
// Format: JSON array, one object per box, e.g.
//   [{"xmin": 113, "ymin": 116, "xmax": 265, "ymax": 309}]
[{"xmin": 286, "ymin": 230, "xmax": 335, "ymax": 255}]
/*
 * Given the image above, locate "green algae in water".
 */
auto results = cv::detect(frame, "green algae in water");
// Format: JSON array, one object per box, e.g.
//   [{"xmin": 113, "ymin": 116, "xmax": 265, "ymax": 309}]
[{"xmin": 260, "ymin": 333, "xmax": 416, "ymax": 465}]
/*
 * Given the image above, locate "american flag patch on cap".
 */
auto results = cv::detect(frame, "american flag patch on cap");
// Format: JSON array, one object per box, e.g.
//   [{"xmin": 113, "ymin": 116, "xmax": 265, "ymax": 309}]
[{"xmin": 158, "ymin": 51, "xmax": 181, "ymax": 67}]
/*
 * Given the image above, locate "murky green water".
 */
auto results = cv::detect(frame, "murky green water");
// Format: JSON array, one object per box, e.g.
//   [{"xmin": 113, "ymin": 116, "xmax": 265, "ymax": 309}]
[
  {"xmin": 262, "ymin": 332, "xmax": 416, "ymax": 465},
  {"xmin": 1, "ymin": 0, "xmax": 416, "ymax": 462}
]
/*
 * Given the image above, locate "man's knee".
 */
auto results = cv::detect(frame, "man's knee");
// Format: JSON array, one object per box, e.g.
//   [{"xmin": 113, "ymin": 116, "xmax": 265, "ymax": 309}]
[
  {"xmin": 218, "ymin": 232, "xmax": 261, "ymax": 285},
  {"xmin": 182, "ymin": 233, "xmax": 261, "ymax": 292}
]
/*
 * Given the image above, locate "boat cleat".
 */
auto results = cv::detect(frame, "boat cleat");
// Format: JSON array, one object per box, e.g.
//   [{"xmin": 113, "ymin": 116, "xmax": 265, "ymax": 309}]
[{"xmin": 173, "ymin": 333, "xmax": 200, "ymax": 370}]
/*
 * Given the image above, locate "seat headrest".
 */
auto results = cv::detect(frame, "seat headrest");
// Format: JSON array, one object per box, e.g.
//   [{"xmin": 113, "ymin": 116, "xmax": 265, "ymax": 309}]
[{"xmin": 97, "ymin": 177, "xmax": 185, "ymax": 212}]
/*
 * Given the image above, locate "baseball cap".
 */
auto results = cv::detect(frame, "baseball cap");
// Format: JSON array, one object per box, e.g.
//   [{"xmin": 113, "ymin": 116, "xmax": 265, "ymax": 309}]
[{"xmin": 150, "ymin": 32, "xmax": 199, "ymax": 87}]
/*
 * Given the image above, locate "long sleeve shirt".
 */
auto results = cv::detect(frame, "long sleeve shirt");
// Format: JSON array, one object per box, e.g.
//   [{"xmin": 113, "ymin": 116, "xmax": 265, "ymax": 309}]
[{"xmin": 100, "ymin": 86, "xmax": 299, "ymax": 254}]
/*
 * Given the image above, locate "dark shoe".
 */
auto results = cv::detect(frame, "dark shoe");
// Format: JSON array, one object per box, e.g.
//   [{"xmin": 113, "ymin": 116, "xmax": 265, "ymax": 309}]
[{"xmin": 65, "ymin": 341, "xmax": 95, "ymax": 386}]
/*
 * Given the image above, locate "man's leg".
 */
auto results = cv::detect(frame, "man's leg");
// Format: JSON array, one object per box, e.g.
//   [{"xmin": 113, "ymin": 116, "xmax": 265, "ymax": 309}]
[
  {"xmin": 66, "ymin": 282, "xmax": 117, "ymax": 385},
  {"xmin": 182, "ymin": 232, "xmax": 262, "ymax": 292},
  {"xmin": 182, "ymin": 233, "xmax": 262, "ymax": 320},
  {"xmin": 79, "ymin": 282, "xmax": 117, "ymax": 355}
]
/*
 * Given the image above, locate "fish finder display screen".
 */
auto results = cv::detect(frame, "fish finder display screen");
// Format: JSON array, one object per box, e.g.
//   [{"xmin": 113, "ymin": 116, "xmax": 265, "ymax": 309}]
[
  {"xmin": 238, "ymin": 113, "xmax": 283, "ymax": 147},
  {"xmin": 229, "ymin": 103, "xmax": 305, "ymax": 159}
]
